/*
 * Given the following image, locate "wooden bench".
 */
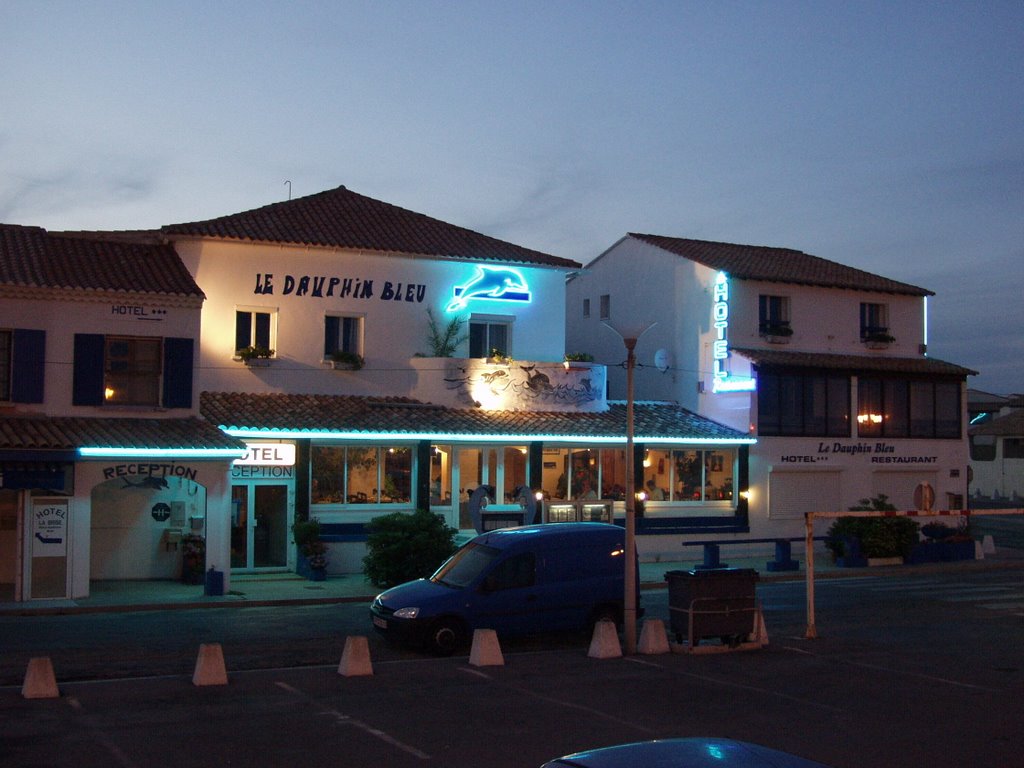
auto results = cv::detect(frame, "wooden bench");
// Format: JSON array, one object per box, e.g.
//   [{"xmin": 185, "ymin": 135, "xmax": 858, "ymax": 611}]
[{"xmin": 681, "ymin": 537, "xmax": 828, "ymax": 572}]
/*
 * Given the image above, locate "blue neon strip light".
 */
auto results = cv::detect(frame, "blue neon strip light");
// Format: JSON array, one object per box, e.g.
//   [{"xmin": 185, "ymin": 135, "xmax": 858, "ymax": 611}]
[
  {"xmin": 220, "ymin": 427, "xmax": 755, "ymax": 445},
  {"xmin": 79, "ymin": 447, "xmax": 248, "ymax": 459}
]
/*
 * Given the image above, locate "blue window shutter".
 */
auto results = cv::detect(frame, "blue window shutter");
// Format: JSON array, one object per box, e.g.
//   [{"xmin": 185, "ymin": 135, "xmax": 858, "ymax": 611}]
[
  {"xmin": 11, "ymin": 329, "xmax": 46, "ymax": 403},
  {"xmin": 162, "ymin": 337, "xmax": 194, "ymax": 409},
  {"xmin": 73, "ymin": 334, "xmax": 105, "ymax": 406}
]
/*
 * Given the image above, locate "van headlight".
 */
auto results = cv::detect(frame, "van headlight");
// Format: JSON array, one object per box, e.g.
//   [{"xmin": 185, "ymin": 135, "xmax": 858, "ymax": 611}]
[{"xmin": 393, "ymin": 607, "xmax": 419, "ymax": 619}]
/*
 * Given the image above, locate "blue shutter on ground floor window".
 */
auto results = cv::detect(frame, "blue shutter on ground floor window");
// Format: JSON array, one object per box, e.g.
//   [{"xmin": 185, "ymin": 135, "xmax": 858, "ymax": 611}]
[
  {"xmin": 162, "ymin": 337, "xmax": 194, "ymax": 409},
  {"xmin": 72, "ymin": 334, "xmax": 106, "ymax": 406},
  {"xmin": 11, "ymin": 329, "xmax": 45, "ymax": 403}
]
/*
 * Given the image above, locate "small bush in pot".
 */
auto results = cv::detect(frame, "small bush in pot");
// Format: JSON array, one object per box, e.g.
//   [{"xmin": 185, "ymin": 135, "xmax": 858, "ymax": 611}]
[{"xmin": 362, "ymin": 508, "xmax": 457, "ymax": 588}]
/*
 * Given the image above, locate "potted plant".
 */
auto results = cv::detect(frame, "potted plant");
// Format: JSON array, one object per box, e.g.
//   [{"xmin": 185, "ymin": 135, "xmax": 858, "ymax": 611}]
[
  {"xmin": 419, "ymin": 308, "xmax": 468, "ymax": 357},
  {"xmin": 826, "ymin": 495, "xmax": 919, "ymax": 567},
  {"xmin": 863, "ymin": 331, "xmax": 895, "ymax": 349},
  {"xmin": 237, "ymin": 345, "xmax": 275, "ymax": 365},
  {"xmin": 181, "ymin": 534, "xmax": 206, "ymax": 584},
  {"xmin": 488, "ymin": 348, "xmax": 512, "ymax": 364},
  {"xmin": 292, "ymin": 517, "xmax": 329, "ymax": 580},
  {"xmin": 563, "ymin": 352, "xmax": 594, "ymax": 370},
  {"xmin": 760, "ymin": 323, "xmax": 794, "ymax": 344},
  {"xmin": 330, "ymin": 350, "xmax": 365, "ymax": 370},
  {"xmin": 909, "ymin": 520, "xmax": 976, "ymax": 564}
]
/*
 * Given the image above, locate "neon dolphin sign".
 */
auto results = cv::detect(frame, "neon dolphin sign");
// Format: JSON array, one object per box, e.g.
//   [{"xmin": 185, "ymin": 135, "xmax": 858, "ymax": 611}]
[{"xmin": 446, "ymin": 266, "xmax": 531, "ymax": 312}]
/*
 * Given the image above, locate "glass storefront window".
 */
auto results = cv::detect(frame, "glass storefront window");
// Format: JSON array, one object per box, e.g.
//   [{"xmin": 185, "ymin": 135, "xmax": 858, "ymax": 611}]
[
  {"xmin": 430, "ymin": 445, "xmax": 453, "ymax": 506},
  {"xmin": 311, "ymin": 445, "xmax": 412, "ymax": 505}
]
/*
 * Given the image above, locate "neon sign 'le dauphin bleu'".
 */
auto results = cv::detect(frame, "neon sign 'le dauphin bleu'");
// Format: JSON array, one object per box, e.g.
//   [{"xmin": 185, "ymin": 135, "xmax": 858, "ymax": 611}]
[{"xmin": 446, "ymin": 266, "xmax": 531, "ymax": 312}]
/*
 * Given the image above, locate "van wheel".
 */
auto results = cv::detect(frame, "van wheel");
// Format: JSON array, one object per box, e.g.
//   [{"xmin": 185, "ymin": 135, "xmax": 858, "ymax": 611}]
[{"xmin": 426, "ymin": 618, "xmax": 465, "ymax": 656}]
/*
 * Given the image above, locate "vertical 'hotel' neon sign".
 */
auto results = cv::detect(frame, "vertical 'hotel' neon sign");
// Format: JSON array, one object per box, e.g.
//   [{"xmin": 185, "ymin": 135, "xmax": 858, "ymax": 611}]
[{"xmin": 710, "ymin": 271, "xmax": 756, "ymax": 393}]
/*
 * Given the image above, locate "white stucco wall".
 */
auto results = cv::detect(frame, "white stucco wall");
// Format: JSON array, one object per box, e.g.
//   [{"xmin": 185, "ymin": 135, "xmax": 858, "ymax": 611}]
[
  {"xmin": 0, "ymin": 293, "xmax": 202, "ymax": 417},
  {"xmin": 175, "ymin": 239, "xmax": 570, "ymax": 400}
]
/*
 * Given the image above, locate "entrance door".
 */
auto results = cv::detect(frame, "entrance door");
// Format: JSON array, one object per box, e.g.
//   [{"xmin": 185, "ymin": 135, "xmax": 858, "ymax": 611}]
[{"xmin": 230, "ymin": 484, "xmax": 289, "ymax": 571}]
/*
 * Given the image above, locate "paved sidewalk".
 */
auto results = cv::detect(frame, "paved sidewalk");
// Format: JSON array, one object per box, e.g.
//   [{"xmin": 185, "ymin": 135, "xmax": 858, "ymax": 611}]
[{"xmin": 3, "ymin": 546, "xmax": 1022, "ymax": 616}]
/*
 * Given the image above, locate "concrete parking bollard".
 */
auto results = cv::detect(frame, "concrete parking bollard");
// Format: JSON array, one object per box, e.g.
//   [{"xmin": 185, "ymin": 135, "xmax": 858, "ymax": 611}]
[
  {"xmin": 469, "ymin": 628, "xmax": 505, "ymax": 667},
  {"xmin": 338, "ymin": 635, "xmax": 374, "ymax": 677},
  {"xmin": 638, "ymin": 618, "xmax": 670, "ymax": 655},
  {"xmin": 22, "ymin": 657, "xmax": 59, "ymax": 699},
  {"xmin": 587, "ymin": 619, "xmax": 622, "ymax": 659},
  {"xmin": 192, "ymin": 643, "xmax": 228, "ymax": 686}
]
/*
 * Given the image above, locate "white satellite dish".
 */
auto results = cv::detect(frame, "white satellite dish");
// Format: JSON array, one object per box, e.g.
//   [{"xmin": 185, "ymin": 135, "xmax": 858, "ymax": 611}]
[{"xmin": 654, "ymin": 348, "xmax": 670, "ymax": 372}]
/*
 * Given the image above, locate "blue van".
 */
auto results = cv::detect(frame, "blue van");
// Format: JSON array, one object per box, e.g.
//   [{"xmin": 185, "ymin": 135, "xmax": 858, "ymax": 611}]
[{"xmin": 369, "ymin": 522, "xmax": 636, "ymax": 654}]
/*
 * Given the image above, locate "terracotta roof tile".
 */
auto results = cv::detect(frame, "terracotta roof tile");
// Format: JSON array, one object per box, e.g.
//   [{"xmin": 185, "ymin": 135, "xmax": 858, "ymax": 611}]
[
  {"xmin": 970, "ymin": 407, "xmax": 1024, "ymax": 436},
  {"xmin": 200, "ymin": 392, "xmax": 751, "ymax": 443},
  {"xmin": 629, "ymin": 234, "xmax": 932, "ymax": 296},
  {"xmin": 163, "ymin": 185, "xmax": 580, "ymax": 269},
  {"xmin": 732, "ymin": 347, "xmax": 977, "ymax": 377},
  {"xmin": 0, "ymin": 224, "xmax": 203, "ymax": 297},
  {"xmin": 0, "ymin": 416, "xmax": 244, "ymax": 452}
]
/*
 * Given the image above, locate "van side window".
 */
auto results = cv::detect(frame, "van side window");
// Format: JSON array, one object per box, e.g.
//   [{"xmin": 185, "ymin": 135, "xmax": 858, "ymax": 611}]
[{"xmin": 489, "ymin": 553, "xmax": 535, "ymax": 590}]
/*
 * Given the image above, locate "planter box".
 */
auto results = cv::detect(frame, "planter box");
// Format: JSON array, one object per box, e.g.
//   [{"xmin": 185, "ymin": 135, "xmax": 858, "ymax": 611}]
[
  {"xmin": 908, "ymin": 540, "xmax": 976, "ymax": 564},
  {"xmin": 242, "ymin": 358, "xmax": 274, "ymax": 367}
]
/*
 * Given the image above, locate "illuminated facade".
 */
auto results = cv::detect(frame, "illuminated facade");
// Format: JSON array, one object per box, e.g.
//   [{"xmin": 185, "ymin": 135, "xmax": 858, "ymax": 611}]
[
  {"xmin": 566, "ymin": 234, "xmax": 976, "ymax": 543},
  {"xmin": 0, "ymin": 225, "xmax": 245, "ymax": 602}
]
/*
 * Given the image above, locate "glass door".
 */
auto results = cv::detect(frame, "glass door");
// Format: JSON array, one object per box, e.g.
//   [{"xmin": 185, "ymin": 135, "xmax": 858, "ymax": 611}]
[{"xmin": 231, "ymin": 483, "xmax": 290, "ymax": 571}]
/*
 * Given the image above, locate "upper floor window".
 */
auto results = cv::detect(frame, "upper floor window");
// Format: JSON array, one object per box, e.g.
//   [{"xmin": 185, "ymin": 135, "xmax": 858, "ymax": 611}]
[
  {"xmin": 73, "ymin": 334, "xmax": 192, "ymax": 409},
  {"xmin": 582, "ymin": 298, "xmax": 591, "ymax": 318},
  {"xmin": 324, "ymin": 314, "xmax": 363, "ymax": 358},
  {"xmin": 599, "ymin": 294, "xmax": 610, "ymax": 320},
  {"xmin": 860, "ymin": 303, "xmax": 889, "ymax": 341},
  {"xmin": 104, "ymin": 336, "xmax": 162, "ymax": 406},
  {"xmin": 235, "ymin": 308, "xmax": 276, "ymax": 356},
  {"xmin": 757, "ymin": 371, "xmax": 851, "ymax": 437},
  {"xmin": 857, "ymin": 378, "xmax": 960, "ymax": 438},
  {"xmin": 758, "ymin": 295, "xmax": 791, "ymax": 336},
  {"xmin": 469, "ymin": 317, "xmax": 511, "ymax": 358},
  {"xmin": 1005, "ymin": 438, "xmax": 1024, "ymax": 459}
]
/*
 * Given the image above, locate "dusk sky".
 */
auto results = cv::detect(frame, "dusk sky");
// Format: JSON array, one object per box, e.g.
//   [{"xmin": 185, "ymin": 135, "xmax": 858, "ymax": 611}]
[{"xmin": 3, "ymin": 1, "xmax": 1021, "ymax": 395}]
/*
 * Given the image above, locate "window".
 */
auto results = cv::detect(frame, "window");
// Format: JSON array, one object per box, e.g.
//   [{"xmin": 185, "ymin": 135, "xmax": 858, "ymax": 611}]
[
  {"xmin": 860, "ymin": 303, "xmax": 888, "ymax": 340},
  {"xmin": 758, "ymin": 295, "xmax": 791, "ymax": 335},
  {"xmin": 757, "ymin": 371, "xmax": 850, "ymax": 437},
  {"xmin": 235, "ymin": 308, "xmax": 276, "ymax": 354},
  {"xmin": 582, "ymin": 298, "xmax": 590, "ymax": 318},
  {"xmin": 857, "ymin": 378, "xmax": 961, "ymax": 438},
  {"xmin": 970, "ymin": 436, "xmax": 996, "ymax": 461},
  {"xmin": 469, "ymin": 318, "xmax": 511, "ymax": 358},
  {"xmin": 72, "ymin": 334, "xmax": 192, "ymax": 408},
  {"xmin": 104, "ymin": 337, "xmax": 162, "ymax": 406},
  {"xmin": 1005, "ymin": 439, "xmax": 1024, "ymax": 459},
  {"xmin": 324, "ymin": 315, "xmax": 363, "ymax": 358},
  {"xmin": 311, "ymin": 445, "xmax": 412, "ymax": 505},
  {"xmin": 599, "ymin": 294, "xmax": 610, "ymax": 320},
  {"xmin": 645, "ymin": 449, "xmax": 735, "ymax": 503},
  {"xmin": 487, "ymin": 552, "xmax": 535, "ymax": 590}
]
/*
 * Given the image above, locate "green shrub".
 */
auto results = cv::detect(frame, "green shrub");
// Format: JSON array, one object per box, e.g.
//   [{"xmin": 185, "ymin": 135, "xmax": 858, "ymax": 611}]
[
  {"xmin": 825, "ymin": 495, "xmax": 919, "ymax": 559},
  {"xmin": 362, "ymin": 509, "xmax": 458, "ymax": 588}
]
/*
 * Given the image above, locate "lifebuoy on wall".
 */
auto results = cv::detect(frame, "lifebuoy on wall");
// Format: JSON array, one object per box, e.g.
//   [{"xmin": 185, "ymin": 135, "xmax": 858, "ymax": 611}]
[{"xmin": 468, "ymin": 485, "xmax": 496, "ymax": 533}]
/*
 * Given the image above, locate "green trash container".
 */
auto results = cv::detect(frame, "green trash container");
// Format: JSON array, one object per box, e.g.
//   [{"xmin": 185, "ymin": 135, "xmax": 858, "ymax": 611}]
[{"xmin": 664, "ymin": 568, "xmax": 759, "ymax": 646}]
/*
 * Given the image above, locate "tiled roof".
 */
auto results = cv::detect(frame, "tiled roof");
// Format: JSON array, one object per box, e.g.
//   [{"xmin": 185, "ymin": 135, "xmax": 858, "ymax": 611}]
[
  {"xmin": 163, "ymin": 185, "xmax": 580, "ymax": 269},
  {"xmin": 970, "ymin": 407, "xmax": 1024, "ymax": 437},
  {"xmin": 629, "ymin": 234, "xmax": 932, "ymax": 296},
  {"xmin": 733, "ymin": 347, "xmax": 977, "ymax": 377},
  {"xmin": 0, "ymin": 224, "xmax": 203, "ymax": 297},
  {"xmin": 200, "ymin": 392, "xmax": 752, "ymax": 443},
  {"xmin": 0, "ymin": 416, "xmax": 245, "ymax": 452}
]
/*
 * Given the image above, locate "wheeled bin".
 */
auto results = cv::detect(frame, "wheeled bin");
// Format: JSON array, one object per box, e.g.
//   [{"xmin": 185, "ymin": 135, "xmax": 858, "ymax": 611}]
[{"xmin": 665, "ymin": 568, "xmax": 759, "ymax": 646}]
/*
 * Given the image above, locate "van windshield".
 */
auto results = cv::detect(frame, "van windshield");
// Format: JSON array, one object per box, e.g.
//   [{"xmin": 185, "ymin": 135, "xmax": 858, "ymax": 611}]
[{"xmin": 431, "ymin": 542, "xmax": 500, "ymax": 588}]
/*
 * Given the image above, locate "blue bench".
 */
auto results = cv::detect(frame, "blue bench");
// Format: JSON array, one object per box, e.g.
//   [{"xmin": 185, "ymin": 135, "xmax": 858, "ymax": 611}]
[{"xmin": 682, "ymin": 537, "xmax": 828, "ymax": 572}]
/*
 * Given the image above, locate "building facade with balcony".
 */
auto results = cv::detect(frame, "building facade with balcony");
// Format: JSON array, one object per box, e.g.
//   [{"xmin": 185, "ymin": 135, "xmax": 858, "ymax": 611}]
[
  {"xmin": 565, "ymin": 234, "xmax": 976, "ymax": 543},
  {"xmin": 158, "ymin": 187, "xmax": 753, "ymax": 573},
  {"xmin": 0, "ymin": 224, "xmax": 244, "ymax": 602}
]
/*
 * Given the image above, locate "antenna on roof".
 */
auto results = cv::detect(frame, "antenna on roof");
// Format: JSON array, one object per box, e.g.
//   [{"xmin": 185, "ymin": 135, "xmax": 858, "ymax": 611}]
[{"xmin": 284, "ymin": 180, "xmax": 292, "ymax": 200}]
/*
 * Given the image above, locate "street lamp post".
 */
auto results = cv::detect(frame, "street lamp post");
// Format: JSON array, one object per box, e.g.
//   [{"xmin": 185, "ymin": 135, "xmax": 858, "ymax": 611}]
[{"xmin": 603, "ymin": 320, "xmax": 655, "ymax": 655}]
